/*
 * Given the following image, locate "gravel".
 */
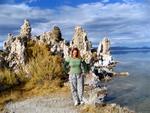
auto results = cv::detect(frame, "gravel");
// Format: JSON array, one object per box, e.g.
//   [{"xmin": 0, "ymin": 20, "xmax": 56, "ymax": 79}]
[{"xmin": 4, "ymin": 94, "xmax": 79, "ymax": 113}]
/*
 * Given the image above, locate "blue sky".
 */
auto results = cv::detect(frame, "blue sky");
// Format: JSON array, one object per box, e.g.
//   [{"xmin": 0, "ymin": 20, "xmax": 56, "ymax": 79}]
[{"xmin": 0, "ymin": 0, "xmax": 149, "ymax": 47}]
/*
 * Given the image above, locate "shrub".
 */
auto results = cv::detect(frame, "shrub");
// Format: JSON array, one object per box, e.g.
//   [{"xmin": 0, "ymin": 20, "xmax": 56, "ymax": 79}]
[
  {"xmin": 0, "ymin": 68, "xmax": 27, "ymax": 88},
  {"xmin": 25, "ymin": 40, "xmax": 66, "ymax": 87}
]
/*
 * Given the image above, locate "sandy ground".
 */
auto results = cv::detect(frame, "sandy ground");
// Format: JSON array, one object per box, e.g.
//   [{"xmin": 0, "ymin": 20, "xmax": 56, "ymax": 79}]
[{"xmin": 3, "ymin": 93, "xmax": 80, "ymax": 113}]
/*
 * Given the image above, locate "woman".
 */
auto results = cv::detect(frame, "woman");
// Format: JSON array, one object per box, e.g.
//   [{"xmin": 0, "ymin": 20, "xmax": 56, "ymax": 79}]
[{"xmin": 65, "ymin": 47, "xmax": 87, "ymax": 106}]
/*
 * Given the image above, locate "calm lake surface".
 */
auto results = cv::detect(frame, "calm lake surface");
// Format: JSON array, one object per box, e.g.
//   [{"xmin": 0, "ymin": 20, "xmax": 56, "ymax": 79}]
[{"xmin": 107, "ymin": 49, "xmax": 150, "ymax": 113}]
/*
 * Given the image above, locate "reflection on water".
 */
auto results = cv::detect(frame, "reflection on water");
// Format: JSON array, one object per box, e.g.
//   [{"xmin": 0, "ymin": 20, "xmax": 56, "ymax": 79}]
[{"xmin": 107, "ymin": 50, "xmax": 150, "ymax": 113}]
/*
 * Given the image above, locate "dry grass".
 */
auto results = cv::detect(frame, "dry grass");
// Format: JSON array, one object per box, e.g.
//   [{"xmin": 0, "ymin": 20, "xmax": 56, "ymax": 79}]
[
  {"xmin": 0, "ymin": 69, "xmax": 27, "ymax": 87},
  {"xmin": 0, "ymin": 69, "xmax": 17, "ymax": 86},
  {"xmin": 0, "ymin": 89, "xmax": 22, "ymax": 110}
]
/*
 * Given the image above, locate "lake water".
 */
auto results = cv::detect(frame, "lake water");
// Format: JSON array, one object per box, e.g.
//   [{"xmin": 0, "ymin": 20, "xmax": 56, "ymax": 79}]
[
  {"xmin": 107, "ymin": 49, "xmax": 150, "ymax": 113},
  {"xmin": 0, "ymin": 41, "xmax": 3, "ymax": 50}
]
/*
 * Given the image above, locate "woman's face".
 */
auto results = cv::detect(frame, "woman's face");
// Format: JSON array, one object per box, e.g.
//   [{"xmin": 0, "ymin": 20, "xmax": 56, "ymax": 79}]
[{"xmin": 72, "ymin": 50, "xmax": 78, "ymax": 58}]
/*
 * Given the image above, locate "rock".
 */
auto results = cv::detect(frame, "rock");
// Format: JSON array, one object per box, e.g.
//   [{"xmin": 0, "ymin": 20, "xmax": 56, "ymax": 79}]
[
  {"xmin": 3, "ymin": 35, "xmax": 28, "ymax": 71},
  {"xmin": 84, "ymin": 72, "xmax": 107, "ymax": 105},
  {"xmin": 37, "ymin": 26, "xmax": 68, "ymax": 57},
  {"xmin": 20, "ymin": 19, "xmax": 31, "ymax": 38},
  {"xmin": 60, "ymin": 40, "xmax": 70, "ymax": 58},
  {"xmin": 3, "ymin": 20, "xmax": 71, "ymax": 71},
  {"xmin": 103, "ymin": 75, "xmax": 112, "ymax": 81},
  {"xmin": 2, "ymin": 23, "xmax": 30, "ymax": 71},
  {"xmin": 96, "ymin": 37, "xmax": 116, "ymax": 68},
  {"xmin": 85, "ymin": 72, "xmax": 101, "ymax": 88},
  {"xmin": 51, "ymin": 26, "xmax": 63, "ymax": 42},
  {"xmin": 99, "ymin": 37, "xmax": 110, "ymax": 55},
  {"xmin": 3, "ymin": 33, "xmax": 15, "ymax": 51},
  {"xmin": 118, "ymin": 72, "xmax": 129, "ymax": 76},
  {"xmin": 71, "ymin": 26, "xmax": 92, "ymax": 56},
  {"xmin": 110, "ymin": 103, "xmax": 117, "ymax": 107},
  {"xmin": 97, "ymin": 41, "xmax": 101, "ymax": 56},
  {"xmin": 86, "ymin": 87, "xmax": 107, "ymax": 105},
  {"xmin": 97, "ymin": 37, "xmax": 110, "ymax": 56},
  {"xmin": 39, "ymin": 26, "xmax": 63, "ymax": 45},
  {"xmin": 49, "ymin": 41, "xmax": 69, "ymax": 57}
]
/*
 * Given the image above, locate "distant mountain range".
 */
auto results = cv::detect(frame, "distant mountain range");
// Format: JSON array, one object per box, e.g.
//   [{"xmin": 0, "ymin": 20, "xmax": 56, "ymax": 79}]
[
  {"xmin": 91, "ymin": 46, "xmax": 150, "ymax": 54},
  {"xmin": 111, "ymin": 46, "xmax": 150, "ymax": 50},
  {"xmin": 110, "ymin": 46, "xmax": 150, "ymax": 55},
  {"xmin": 92, "ymin": 46, "xmax": 150, "ymax": 50}
]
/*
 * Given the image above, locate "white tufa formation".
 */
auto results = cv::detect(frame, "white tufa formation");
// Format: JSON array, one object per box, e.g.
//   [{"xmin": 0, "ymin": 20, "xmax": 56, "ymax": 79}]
[
  {"xmin": 71, "ymin": 26, "xmax": 92, "ymax": 56},
  {"xmin": 97, "ymin": 37, "xmax": 110, "ymax": 56},
  {"xmin": 20, "ymin": 19, "xmax": 31, "ymax": 37}
]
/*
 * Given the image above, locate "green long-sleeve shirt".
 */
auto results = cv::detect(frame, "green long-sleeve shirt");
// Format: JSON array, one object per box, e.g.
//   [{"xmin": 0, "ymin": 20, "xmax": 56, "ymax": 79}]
[{"xmin": 64, "ymin": 56, "xmax": 88, "ymax": 75}]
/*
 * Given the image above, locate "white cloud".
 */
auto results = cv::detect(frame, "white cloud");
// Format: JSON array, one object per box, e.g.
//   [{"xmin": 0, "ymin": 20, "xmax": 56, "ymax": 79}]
[{"xmin": 0, "ymin": 1, "xmax": 149, "ymax": 47}]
